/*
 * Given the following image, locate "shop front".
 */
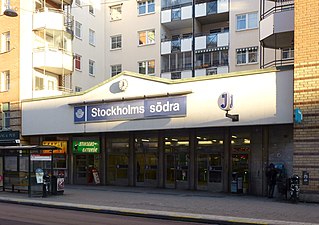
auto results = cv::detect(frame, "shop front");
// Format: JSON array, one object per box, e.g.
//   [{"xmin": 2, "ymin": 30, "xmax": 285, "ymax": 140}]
[
  {"xmin": 72, "ymin": 140, "xmax": 101, "ymax": 185},
  {"xmin": 21, "ymin": 69, "xmax": 294, "ymax": 195}
]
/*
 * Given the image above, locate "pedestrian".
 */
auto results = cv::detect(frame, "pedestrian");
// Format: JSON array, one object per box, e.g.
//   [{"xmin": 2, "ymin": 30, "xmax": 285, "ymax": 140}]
[{"xmin": 266, "ymin": 163, "xmax": 278, "ymax": 198}]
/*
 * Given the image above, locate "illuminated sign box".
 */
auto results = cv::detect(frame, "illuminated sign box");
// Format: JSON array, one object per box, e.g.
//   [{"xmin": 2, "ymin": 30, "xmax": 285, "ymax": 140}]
[{"xmin": 72, "ymin": 141, "xmax": 100, "ymax": 154}]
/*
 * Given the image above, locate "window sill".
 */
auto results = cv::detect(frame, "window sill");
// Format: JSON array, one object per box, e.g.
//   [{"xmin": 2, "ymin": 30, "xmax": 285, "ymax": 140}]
[
  {"xmin": 138, "ymin": 12, "xmax": 155, "ymax": 17},
  {"xmin": 236, "ymin": 27, "xmax": 258, "ymax": 32},
  {"xmin": 110, "ymin": 48, "xmax": 122, "ymax": 51},
  {"xmin": 138, "ymin": 43, "xmax": 156, "ymax": 47},
  {"xmin": 236, "ymin": 62, "xmax": 259, "ymax": 66}
]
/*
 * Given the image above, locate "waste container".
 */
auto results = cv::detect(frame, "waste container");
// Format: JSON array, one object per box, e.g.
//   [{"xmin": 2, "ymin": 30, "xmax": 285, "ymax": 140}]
[{"xmin": 51, "ymin": 175, "xmax": 64, "ymax": 195}]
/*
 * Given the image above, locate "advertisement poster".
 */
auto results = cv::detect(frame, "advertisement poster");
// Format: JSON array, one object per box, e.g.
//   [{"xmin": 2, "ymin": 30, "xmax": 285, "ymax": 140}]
[{"xmin": 57, "ymin": 177, "xmax": 65, "ymax": 191}]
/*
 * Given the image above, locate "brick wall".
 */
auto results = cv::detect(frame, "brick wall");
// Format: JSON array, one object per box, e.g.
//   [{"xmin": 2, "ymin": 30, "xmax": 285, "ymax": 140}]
[{"xmin": 294, "ymin": 0, "xmax": 319, "ymax": 201}]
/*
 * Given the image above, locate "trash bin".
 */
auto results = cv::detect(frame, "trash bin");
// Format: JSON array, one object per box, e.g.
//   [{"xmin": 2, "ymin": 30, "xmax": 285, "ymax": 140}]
[{"xmin": 51, "ymin": 175, "xmax": 64, "ymax": 195}]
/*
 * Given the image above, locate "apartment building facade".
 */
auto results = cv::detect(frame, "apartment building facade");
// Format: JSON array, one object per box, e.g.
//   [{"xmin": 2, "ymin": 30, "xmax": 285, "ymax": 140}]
[{"xmin": 0, "ymin": 0, "xmax": 73, "ymax": 141}]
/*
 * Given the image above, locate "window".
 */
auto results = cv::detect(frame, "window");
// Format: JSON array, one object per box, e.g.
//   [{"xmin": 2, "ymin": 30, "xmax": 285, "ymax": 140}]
[
  {"xmin": 89, "ymin": 60, "xmax": 95, "ymax": 76},
  {"xmin": 89, "ymin": 29, "xmax": 95, "ymax": 46},
  {"xmin": 236, "ymin": 12, "xmax": 258, "ymax": 31},
  {"xmin": 139, "ymin": 60, "xmax": 155, "ymax": 75},
  {"xmin": 1, "ymin": 31, "xmax": 10, "ymax": 53},
  {"xmin": 75, "ymin": 0, "xmax": 81, "ymax": 6},
  {"xmin": 0, "ymin": 70, "xmax": 10, "ymax": 92},
  {"xmin": 35, "ymin": 76, "xmax": 44, "ymax": 90},
  {"xmin": 138, "ymin": 0, "xmax": 155, "ymax": 15},
  {"xmin": 89, "ymin": 4, "xmax": 94, "ymax": 15},
  {"xmin": 75, "ymin": 21, "xmax": 82, "ymax": 39},
  {"xmin": 236, "ymin": 47, "xmax": 258, "ymax": 65},
  {"xmin": 75, "ymin": 86, "xmax": 82, "ymax": 92},
  {"xmin": 207, "ymin": 0, "xmax": 217, "ymax": 15},
  {"xmin": 282, "ymin": 48, "xmax": 294, "ymax": 59},
  {"xmin": 171, "ymin": 72, "xmax": 181, "ymax": 80},
  {"xmin": 110, "ymin": 5, "xmax": 122, "ymax": 21},
  {"xmin": 138, "ymin": 30, "xmax": 155, "ymax": 46},
  {"xmin": 111, "ymin": 64, "xmax": 122, "ymax": 76},
  {"xmin": 111, "ymin": 35, "xmax": 122, "ymax": 50},
  {"xmin": 1, "ymin": 102, "xmax": 10, "ymax": 129},
  {"xmin": 74, "ymin": 54, "xmax": 82, "ymax": 70}
]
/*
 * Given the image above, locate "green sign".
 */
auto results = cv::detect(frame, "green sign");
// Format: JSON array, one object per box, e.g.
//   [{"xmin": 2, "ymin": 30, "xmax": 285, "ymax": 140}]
[{"xmin": 72, "ymin": 140, "xmax": 100, "ymax": 153}]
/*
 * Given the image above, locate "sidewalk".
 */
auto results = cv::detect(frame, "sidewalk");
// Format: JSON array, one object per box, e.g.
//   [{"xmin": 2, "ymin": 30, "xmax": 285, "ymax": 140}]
[{"xmin": 0, "ymin": 185, "xmax": 319, "ymax": 225}]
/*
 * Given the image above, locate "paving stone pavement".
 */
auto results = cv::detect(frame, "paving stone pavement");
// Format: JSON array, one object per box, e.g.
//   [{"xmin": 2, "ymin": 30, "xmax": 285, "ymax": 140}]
[{"xmin": 0, "ymin": 185, "xmax": 319, "ymax": 225}]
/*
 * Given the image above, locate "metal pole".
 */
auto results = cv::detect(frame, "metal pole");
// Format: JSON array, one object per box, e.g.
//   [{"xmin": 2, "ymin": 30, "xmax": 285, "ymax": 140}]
[
  {"xmin": 28, "ymin": 150, "xmax": 31, "ymax": 197},
  {"xmin": 192, "ymin": 0, "xmax": 195, "ymax": 77}
]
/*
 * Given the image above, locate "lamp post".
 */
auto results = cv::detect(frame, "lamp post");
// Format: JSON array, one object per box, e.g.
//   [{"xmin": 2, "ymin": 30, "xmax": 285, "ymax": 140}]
[{"xmin": 3, "ymin": 0, "xmax": 18, "ymax": 17}]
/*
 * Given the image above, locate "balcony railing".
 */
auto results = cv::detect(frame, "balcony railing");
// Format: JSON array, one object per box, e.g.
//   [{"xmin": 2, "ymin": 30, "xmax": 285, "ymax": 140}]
[
  {"xmin": 261, "ymin": 58, "xmax": 294, "ymax": 69},
  {"xmin": 161, "ymin": 1, "xmax": 192, "ymax": 11},
  {"xmin": 261, "ymin": 0, "xmax": 294, "ymax": 19}
]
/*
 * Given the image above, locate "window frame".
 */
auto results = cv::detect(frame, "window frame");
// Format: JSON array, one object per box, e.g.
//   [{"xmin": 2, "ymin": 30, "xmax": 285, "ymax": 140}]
[
  {"xmin": 138, "ymin": 0, "xmax": 155, "ymax": 15},
  {"xmin": 89, "ymin": 29, "xmax": 96, "ymax": 46},
  {"xmin": 236, "ymin": 12, "xmax": 258, "ymax": 31},
  {"xmin": 138, "ymin": 60, "xmax": 155, "ymax": 75},
  {"xmin": 1, "ymin": 102, "xmax": 10, "ymax": 129},
  {"xmin": 110, "ymin": 5, "xmax": 122, "ymax": 21},
  {"xmin": 1, "ymin": 31, "xmax": 10, "ymax": 53},
  {"xmin": 138, "ymin": 29, "xmax": 155, "ymax": 46},
  {"xmin": 0, "ymin": 70, "xmax": 10, "ymax": 92},
  {"xmin": 111, "ymin": 64, "xmax": 122, "ymax": 77},
  {"xmin": 236, "ymin": 47, "xmax": 258, "ymax": 65},
  {"xmin": 89, "ymin": 4, "xmax": 95, "ymax": 15},
  {"xmin": 89, "ymin": 59, "xmax": 95, "ymax": 76},
  {"xmin": 111, "ymin": 35, "xmax": 122, "ymax": 50},
  {"xmin": 75, "ymin": 21, "xmax": 82, "ymax": 39},
  {"xmin": 74, "ymin": 54, "xmax": 82, "ymax": 71}
]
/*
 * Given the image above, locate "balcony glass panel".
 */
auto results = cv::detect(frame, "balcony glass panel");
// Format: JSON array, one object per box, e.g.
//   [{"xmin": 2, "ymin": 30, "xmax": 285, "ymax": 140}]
[
  {"xmin": 207, "ymin": 34, "xmax": 217, "ymax": 49},
  {"xmin": 207, "ymin": 1, "xmax": 217, "ymax": 15},
  {"xmin": 171, "ymin": 39, "xmax": 181, "ymax": 52},
  {"xmin": 172, "ymin": 8, "xmax": 181, "ymax": 20}
]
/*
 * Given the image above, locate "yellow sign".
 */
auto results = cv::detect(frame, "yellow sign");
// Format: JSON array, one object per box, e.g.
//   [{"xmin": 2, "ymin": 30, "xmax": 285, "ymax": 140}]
[{"xmin": 42, "ymin": 141, "xmax": 67, "ymax": 154}]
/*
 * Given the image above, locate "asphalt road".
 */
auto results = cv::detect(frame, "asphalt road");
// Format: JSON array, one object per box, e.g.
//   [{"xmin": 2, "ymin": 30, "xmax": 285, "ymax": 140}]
[{"xmin": 0, "ymin": 202, "xmax": 218, "ymax": 225}]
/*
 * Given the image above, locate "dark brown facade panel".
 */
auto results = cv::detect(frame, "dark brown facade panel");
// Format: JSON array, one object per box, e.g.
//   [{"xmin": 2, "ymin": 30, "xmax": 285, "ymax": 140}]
[{"xmin": 301, "ymin": 189, "xmax": 319, "ymax": 195}]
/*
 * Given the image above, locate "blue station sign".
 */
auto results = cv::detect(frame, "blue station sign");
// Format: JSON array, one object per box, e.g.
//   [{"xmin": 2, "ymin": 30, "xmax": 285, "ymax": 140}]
[{"xmin": 74, "ymin": 96, "xmax": 187, "ymax": 123}]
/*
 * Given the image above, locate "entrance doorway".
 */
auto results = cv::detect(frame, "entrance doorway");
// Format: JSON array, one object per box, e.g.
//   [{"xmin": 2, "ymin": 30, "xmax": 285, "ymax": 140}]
[
  {"xmin": 135, "ymin": 136, "xmax": 158, "ymax": 187},
  {"xmin": 164, "ymin": 136, "xmax": 189, "ymax": 189},
  {"xmin": 107, "ymin": 137, "xmax": 129, "ymax": 186},
  {"xmin": 74, "ymin": 155, "xmax": 95, "ymax": 184},
  {"xmin": 197, "ymin": 153, "xmax": 222, "ymax": 191}
]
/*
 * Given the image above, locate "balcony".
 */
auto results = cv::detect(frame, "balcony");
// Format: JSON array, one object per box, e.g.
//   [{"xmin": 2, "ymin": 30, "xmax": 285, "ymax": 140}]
[
  {"xmin": 161, "ymin": 1, "xmax": 193, "ymax": 29},
  {"xmin": 33, "ymin": 47, "xmax": 73, "ymax": 75},
  {"xmin": 161, "ymin": 32, "xmax": 228, "ymax": 55},
  {"xmin": 195, "ymin": 0, "xmax": 229, "ymax": 24},
  {"xmin": 33, "ymin": 8, "xmax": 74, "ymax": 35},
  {"xmin": 195, "ymin": 32, "xmax": 228, "ymax": 51},
  {"xmin": 260, "ymin": 0, "xmax": 294, "ymax": 49}
]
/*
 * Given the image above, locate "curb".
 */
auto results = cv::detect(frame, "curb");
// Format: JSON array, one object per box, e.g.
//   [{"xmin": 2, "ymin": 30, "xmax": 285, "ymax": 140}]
[{"xmin": 0, "ymin": 197, "xmax": 317, "ymax": 225}]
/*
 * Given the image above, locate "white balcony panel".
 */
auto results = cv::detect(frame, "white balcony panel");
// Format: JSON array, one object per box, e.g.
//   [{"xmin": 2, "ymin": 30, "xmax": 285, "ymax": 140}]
[
  {"xmin": 161, "ymin": 9, "xmax": 172, "ymax": 23},
  {"xmin": 33, "ymin": 49, "xmax": 73, "ymax": 74},
  {"xmin": 181, "ymin": 5, "xmax": 192, "ymax": 20},
  {"xmin": 161, "ymin": 72, "xmax": 171, "ymax": 79},
  {"xmin": 274, "ymin": 10, "xmax": 294, "ymax": 33},
  {"xmin": 260, "ymin": 10, "xmax": 294, "ymax": 41},
  {"xmin": 217, "ymin": 32, "xmax": 229, "ymax": 47},
  {"xmin": 181, "ymin": 38, "xmax": 192, "ymax": 52},
  {"xmin": 161, "ymin": 41, "xmax": 171, "ymax": 55},
  {"xmin": 195, "ymin": 36, "xmax": 206, "ymax": 50},
  {"xmin": 181, "ymin": 71, "xmax": 192, "ymax": 79},
  {"xmin": 218, "ymin": 0, "xmax": 229, "ymax": 13},
  {"xmin": 217, "ymin": 66, "xmax": 228, "ymax": 74},
  {"xmin": 195, "ymin": 3, "xmax": 206, "ymax": 17},
  {"xmin": 33, "ymin": 10, "xmax": 64, "ymax": 31},
  {"xmin": 195, "ymin": 69, "xmax": 206, "ymax": 77}
]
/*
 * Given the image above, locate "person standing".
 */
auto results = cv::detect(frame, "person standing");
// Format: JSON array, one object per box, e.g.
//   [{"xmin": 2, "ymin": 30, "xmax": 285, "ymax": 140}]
[{"xmin": 266, "ymin": 163, "xmax": 278, "ymax": 198}]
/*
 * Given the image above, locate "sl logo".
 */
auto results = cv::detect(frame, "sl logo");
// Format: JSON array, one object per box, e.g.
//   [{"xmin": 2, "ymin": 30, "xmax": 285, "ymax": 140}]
[{"xmin": 218, "ymin": 92, "xmax": 233, "ymax": 111}]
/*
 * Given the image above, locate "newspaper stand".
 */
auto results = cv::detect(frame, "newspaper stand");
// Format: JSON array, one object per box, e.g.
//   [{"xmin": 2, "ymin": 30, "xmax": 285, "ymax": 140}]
[{"xmin": 0, "ymin": 145, "xmax": 61, "ymax": 197}]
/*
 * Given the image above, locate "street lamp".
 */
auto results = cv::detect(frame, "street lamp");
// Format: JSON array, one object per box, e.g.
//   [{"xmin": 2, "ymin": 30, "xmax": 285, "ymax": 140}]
[{"xmin": 3, "ymin": 0, "xmax": 18, "ymax": 17}]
